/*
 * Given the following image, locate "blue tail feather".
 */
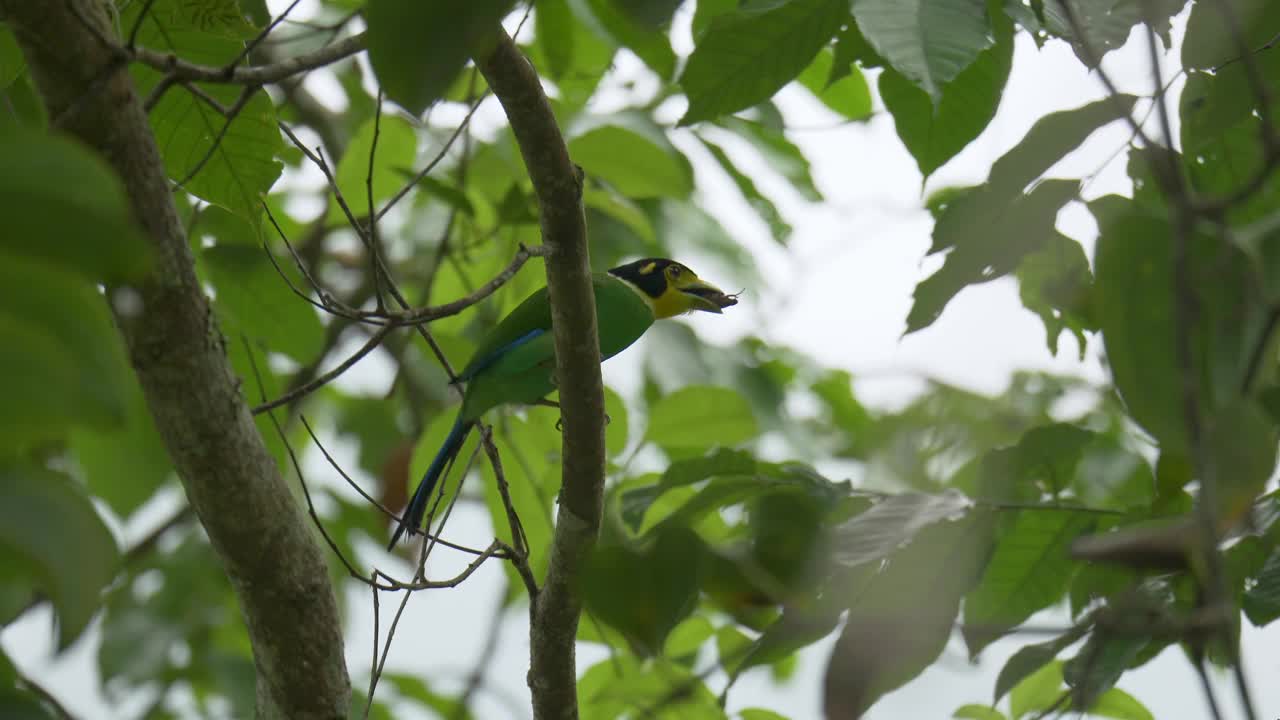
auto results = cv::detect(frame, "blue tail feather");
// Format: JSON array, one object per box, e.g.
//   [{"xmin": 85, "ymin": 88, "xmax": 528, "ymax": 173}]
[{"xmin": 388, "ymin": 418, "xmax": 473, "ymax": 549}]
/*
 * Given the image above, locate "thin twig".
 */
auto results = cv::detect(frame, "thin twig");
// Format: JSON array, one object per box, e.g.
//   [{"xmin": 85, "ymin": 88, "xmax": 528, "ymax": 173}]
[
  {"xmin": 131, "ymin": 31, "xmax": 366, "ymax": 85},
  {"xmin": 251, "ymin": 323, "xmax": 394, "ymax": 415}
]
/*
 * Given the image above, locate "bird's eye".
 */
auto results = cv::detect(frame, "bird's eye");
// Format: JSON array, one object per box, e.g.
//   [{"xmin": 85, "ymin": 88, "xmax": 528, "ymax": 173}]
[{"xmin": 669, "ymin": 265, "xmax": 681, "ymax": 277}]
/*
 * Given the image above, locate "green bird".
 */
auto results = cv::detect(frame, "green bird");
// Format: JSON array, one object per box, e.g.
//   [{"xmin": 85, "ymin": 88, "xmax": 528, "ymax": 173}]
[{"xmin": 389, "ymin": 258, "xmax": 737, "ymax": 547}]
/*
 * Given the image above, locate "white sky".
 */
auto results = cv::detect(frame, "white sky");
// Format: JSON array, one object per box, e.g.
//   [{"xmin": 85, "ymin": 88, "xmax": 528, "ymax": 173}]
[{"xmin": 5, "ymin": 3, "xmax": 1280, "ymax": 720}]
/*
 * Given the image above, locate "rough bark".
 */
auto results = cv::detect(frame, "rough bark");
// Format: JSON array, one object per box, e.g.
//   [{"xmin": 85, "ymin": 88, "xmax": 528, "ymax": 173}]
[
  {"xmin": 0, "ymin": 2, "xmax": 350, "ymax": 717},
  {"xmin": 477, "ymin": 32, "xmax": 604, "ymax": 720}
]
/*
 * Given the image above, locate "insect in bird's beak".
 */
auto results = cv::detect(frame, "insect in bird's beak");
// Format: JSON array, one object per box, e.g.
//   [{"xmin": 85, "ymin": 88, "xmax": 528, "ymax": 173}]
[{"xmin": 677, "ymin": 279, "xmax": 739, "ymax": 314}]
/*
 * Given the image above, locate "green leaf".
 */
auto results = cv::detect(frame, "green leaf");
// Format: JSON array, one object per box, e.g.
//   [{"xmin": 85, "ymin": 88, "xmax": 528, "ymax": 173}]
[
  {"xmin": 327, "ymin": 114, "xmax": 417, "ymax": 224},
  {"xmin": 0, "ymin": 465, "xmax": 120, "ymax": 648},
  {"xmin": 994, "ymin": 624, "xmax": 1089, "ymax": 704},
  {"xmin": 1206, "ymin": 400, "xmax": 1278, "ymax": 528},
  {"xmin": 735, "ymin": 607, "xmax": 841, "ymax": 676},
  {"xmin": 664, "ymin": 614, "xmax": 716, "ymax": 660},
  {"xmin": 1016, "ymin": 233, "xmax": 1094, "ymax": 357},
  {"xmin": 0, "ymin": 257, "xmax": 134, "ymax": 450},
  {"xmin": 536, "ymin": 0, "xmax": 577, "ymax": 79},
  {"xmin": 576, "ymin": 0, "xmax": 678, "ymax": 79},
  {"xmin": 0, "ymin": 26, "xmax": 25, "ymax": 88},
  {"xmin": 988, "ymin": 96, "xmax": 1138, "ymax": 198},
  {"xmin": 906, "ymin": 179, "xmax": 1079, "ymax": 333},
  {"xmin": 124, "ymin": 0, "xmax": 283, "ymax": 222},
  {"xmin": 824, "ymin": 511, "xmax": 994, "ymax": 718},
  {"xmin": 1010, "ymin": 659, "xmax": 1064, "ymax": 720},
  {"xmin": 1243, "ymin": 545, "xmax": 1280, "ymax": 625},
  {"xmin": 1087, "ymin": 687, "xmax": 1154, "ymax": 720},
  {"xmin": 646, "ymin": 386, "xmax": 759, "ymax": 450},
  {"xmin": 0, "ymin": 130, "xmax": 150, "ymax": 282},
  {"xmin": 581, "ymin": 526, "xmax": 702, "ymax": 655},
  {"xmin": 1062, "ymin": 631, "xmax": 1148, "ymax": 712},
  {"xmin": 953, "ymin": 705, "xmax": 1007, "ymax": 720},
  {"xmin": 1093, "ymin": 196, "xmax": 1267, "ymax": 451},
  {"xmin": 201, "ymin": 245, "xmax": 326, "ymax": 362},
  {"xmin": 829, "ymin": 490, "xmax": 972, "ymax": 570},
  {"xmin": 853, "ymin": 0, "xmax": 991, "ymax": 101},
  {"xmin": 569, "ymin": 112, "xmax": 694, "ymax": 199},
  {"xmin": 699, "ymin": 136, "xmax": 792, "ymax": 243},
  {"xmin": 579, "ymin": 655, "xmax": 722, "ymax": 718},
  {"xmin": 741, "ymin": 709, "xmax": 791, "ymax": 720},
  {"xmin": 678, "ymin": 0, "xmax": 847, "ymax": 125},
  {"xmin": 963, "ymin": 509, "xmax": 1094, "ymax": 656},
  {"xmin": 719, "ymin": 116, "xmax": 824, "ymax": 201},
  {"xmin": 796, "ymin": 47, "xmax": 873, "ymax": 121},
  {"xmin": 879, "ymin": 26, "xmax": 1012, "ymax": 179},
  {"xmin": 365, "ymin": 0, "xmax": 515, "ymax": 115},
  {"xmin": 1182, "ymin": 0, "xmax": 1280, "ymax": 70},
  {"xmin": 70, "ymin": 375, "xmax": 173, "ymax": 517}
]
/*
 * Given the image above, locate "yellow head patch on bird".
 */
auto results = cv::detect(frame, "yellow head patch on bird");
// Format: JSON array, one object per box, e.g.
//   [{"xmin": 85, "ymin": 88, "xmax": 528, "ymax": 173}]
[{"xmin": 608, "ymin": 258, "xmax": 738, "ymax": 319}]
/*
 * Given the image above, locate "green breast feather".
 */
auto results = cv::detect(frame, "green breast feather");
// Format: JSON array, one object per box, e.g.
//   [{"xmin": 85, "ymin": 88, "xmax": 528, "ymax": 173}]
[{"xmin": 458, "ymin": 273, "xmax": 655, "ymax": 420}]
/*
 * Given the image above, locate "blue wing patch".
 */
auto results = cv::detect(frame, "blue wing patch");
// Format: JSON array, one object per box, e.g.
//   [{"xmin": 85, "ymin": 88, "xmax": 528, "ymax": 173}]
[{"xmin": 457, "ymin": 328, "xmax": 546, "ymax": 382}]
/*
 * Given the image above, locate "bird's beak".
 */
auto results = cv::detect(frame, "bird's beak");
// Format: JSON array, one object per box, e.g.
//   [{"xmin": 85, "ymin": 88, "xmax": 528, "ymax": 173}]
[{"xmin": 676, "ymin": 277, "xmax": 738, "ymax": 314}]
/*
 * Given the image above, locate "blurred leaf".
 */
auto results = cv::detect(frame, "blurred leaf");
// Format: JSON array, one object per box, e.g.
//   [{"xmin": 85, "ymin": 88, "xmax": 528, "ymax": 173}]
[
  {"xmin": 572, "ymin": 0, "xmax": 677, "ymax": 78},
  {"xmin": 664, "ymin": 614, "xmax": 715, "ymax": 660},
  {"xmin": 202, "ymin": 245, "xmax": 326, "ymax": 362},
  {"xmin": 679, "ymin": 0, "xmax": 846, "ymax": 125},
  {"xmin": 1016, "ymin": 233, "xmax": 1094, "ymax": 357},
  {"xmin": 824, "ymin": 511, "xmax": 993, "ymax": 718},
  {"xmin": 646, "ymin": 386, "xmax": 758, "ymax": 450},
  {"xmin": 327, "ymin": 114, "xmax": 417, "ymax": 224},
  {"xmin": 1093, "ymin": 195, "xmax": 1267, "ymax": 451},
  {"xmin": 0, "ymin": 257, "xmax": 134, "ymax": 450},
  {"xmin": 740, "ymin": 709, "xmax": 791, "ymax": 720},
  {"xmin": 605, "ymin": 386, "xmax": 631, "ymax": 458},
  {"xmin": 989, "ymin": 96, "xmax": 1137, "ymax": 200},
  {"xmin": 1243, "ymin": 545, "xmax": 1280, "ymax": 625},
  {"xmin": 1087, "ymin": 687, "xmax": 1154, "ymax": 720},
  {"xmin": 879, "ymin": 18, "xmax": 1012, "ymax": 178},
  {"xmin": 1205, "ymin": 400, "xmax": 1277, "ymax": 528},
  {"xmin": 579, "ymin": 654, "xmax": 722, "ymax": 718},
  {"xmin": 384, "ymin": 672, "xmax": 472, "ymax": 719},
  {"xmin": 829, "ymin": 490, "xmax": 972, "ymax": 570},
  {"xmin": 963, "ymin": 509, "xmax": 1094, "ymax": 656},
  {"xmin": 1182, "ymin": 0, "xmax": 1280, "ymax": 70},
  {"xmin": 1010, "ymin": 659, "xmax": 1064, "ymax": 720},
  {"xmin": 581, "ymin": 526, "xmax": 702, "ymax": 654},
  {"xmin": 70, "ymin": 375, "xmax": 173, "ymax": 517},
  {"xmin": 0, "ymin": 26, "xmax": 24, "ymax": 88},
  {"xmin": 796, "ymin": 47, "xmax": 873, "ymax": 121},
  {"xmin": 699, "ymin": 135, "xmax": 792, "ymax": 243},
  {"xmin": 0, "ymin": 130, "xmax": 150, "ymax": 282},
  {"xmin": 734, "ymin": 606, "xmax": 841, "ymax": 677},
  {"xmin": 481, "ymin": 412, "xmax": 559, "ymax": 585},
  {"xmin": 609, "ymin": 0, "xmax": 685, "ymax": 29},
  {"xmin": 536, "ymin": 0, "xmax": 576, "ymax": 78},
  {"xmin": 0, "ymin": 465, "xmax": 119, "ymax": 648},
  {"xmin": 953, "ymin": 705, "xmax": 1007, "ymax": 720},
  {"xmin": 1062, "ymin": 630, "xmax": 1148, "ymax": 712},
  {"xmin": 853, "ymin": 0, "xmax": 991, "ymax": 101},
  {"xmin": 365, "ymin": 0, "xmax": 515, "ymax": 115},
  {"xmin": 719, "ymin": 116, "xmax": 823, "ymax": 201},
  {"xmin": 994, "ymin": 623, "xmax": 1089, "ymax": 704},
  {"xmin": 907, "ymin": 179, "xmax": 1078, "ymax": 333},
  {"xmin": 569, "ymin": 112, "xmax": 694, "ymax": 198}
]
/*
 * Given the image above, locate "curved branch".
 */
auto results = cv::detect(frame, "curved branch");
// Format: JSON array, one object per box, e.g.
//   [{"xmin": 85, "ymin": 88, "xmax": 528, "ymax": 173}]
[
  {"xmin": 132, "ymin": 31, "xmax": 366, "ymax": 85},
  {"xmin": 476, "ymin": 31, "xmax": 603, "ymax": 720},
  {"xmin": 0, "ymin": 2, "xmax": 350, "ymax": 717}
]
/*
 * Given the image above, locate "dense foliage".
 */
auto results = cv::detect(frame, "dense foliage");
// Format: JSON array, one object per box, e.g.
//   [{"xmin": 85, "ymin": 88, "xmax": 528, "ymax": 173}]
[{"xmin": 2, "ymin": 0, "xmax": 1279, "ymax": 718}]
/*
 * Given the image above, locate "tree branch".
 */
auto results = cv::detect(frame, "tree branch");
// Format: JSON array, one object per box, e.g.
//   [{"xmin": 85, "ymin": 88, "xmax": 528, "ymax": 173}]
[
  {"xmin": 0, "ymin": 2, "xmax": 350, "ymax": 717},
  {"xmin": 476, "ymin": 31, "xmax": 603, "ymax": 720},
  {"xmin": 131, "ymin": 30, "xmax": 366, "ymax": 85}
]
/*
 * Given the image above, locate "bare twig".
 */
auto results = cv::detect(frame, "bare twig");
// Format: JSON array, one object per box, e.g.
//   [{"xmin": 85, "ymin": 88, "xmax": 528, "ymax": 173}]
[
  {"xmin": 251, "ymin": 323, "xmax": 395, "ymax": 415},
  {"xmin": 131, "ymin": 31, "xmax": 366, "ymax": 85}
]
